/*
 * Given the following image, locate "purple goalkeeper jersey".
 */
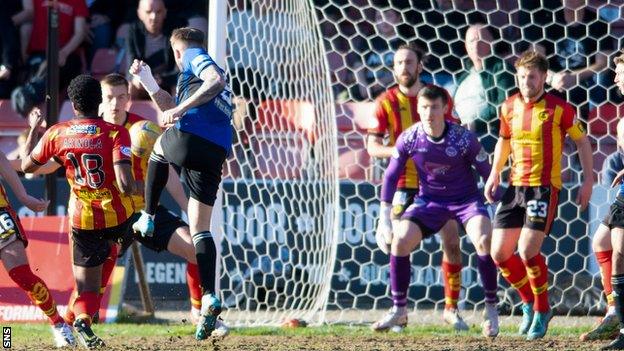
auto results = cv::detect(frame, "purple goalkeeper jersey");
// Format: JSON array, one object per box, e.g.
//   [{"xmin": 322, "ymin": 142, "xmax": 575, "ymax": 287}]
[{"xmin": 381, "ymin": 121, "xmax": 491, "ymax": 203}]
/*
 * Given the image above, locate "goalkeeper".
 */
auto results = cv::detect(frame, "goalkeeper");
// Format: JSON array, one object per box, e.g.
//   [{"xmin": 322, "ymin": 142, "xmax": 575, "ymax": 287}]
[
  {"xmin": 129, "ymin": 27, "xmax": 232, "ymax": 340},
  {"xmin": 372, "ymin": 85, "xmax": 499, "ymax": 337}
]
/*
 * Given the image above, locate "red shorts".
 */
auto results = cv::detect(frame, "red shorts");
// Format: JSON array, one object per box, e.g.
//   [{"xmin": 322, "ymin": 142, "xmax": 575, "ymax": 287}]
[{"xmin": 0, "ymin": 206, "xmax": 28, "ymax": 250}]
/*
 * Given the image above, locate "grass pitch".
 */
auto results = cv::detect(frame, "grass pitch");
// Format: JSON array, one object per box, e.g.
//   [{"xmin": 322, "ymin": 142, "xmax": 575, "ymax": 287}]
[{"xmin": 3, "ymin": 322, "xmax": 610, "ymax": 350}]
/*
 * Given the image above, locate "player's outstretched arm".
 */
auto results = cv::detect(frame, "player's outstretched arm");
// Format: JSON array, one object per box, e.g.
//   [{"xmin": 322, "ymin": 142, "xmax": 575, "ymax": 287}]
[
  {"xmin": 366, "ymin": 134, "xmax": 394, "ymax": 158},
  {"xmin": 21, "ymin": 108, "xmax": 46, "ymax": 173},
  {"xmin": 574, "ymin": 135, "xmax": 594, "ymax": 211},
  {"xmin": 0, "ymin": 151, "xmax": 48, "ymax": 212},
  {"xmin": 129, "ymin": 59, "xmax": 176, "ymax": 113},
  {"xmin": 114, "ymin": 163, "xmax": 135, "ymax": 195}
]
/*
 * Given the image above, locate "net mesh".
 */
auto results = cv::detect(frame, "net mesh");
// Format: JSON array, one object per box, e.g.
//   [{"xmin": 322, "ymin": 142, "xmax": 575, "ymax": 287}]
[{"xmin": 220, "ymin": 0, "xmax": 624, "ymax": 324}]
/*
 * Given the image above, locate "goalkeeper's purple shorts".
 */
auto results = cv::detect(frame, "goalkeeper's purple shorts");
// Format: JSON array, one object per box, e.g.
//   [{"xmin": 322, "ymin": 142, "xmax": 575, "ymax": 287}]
[{"xmin": 400, "ymin": 194, "xmax": 490, "ymax": 238}]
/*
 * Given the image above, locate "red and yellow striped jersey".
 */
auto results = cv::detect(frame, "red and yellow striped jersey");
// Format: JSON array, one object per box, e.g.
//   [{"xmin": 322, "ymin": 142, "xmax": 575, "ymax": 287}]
[
  {"xmin": 499, "ymin": 92, "xmax": 585, "ymax": 189},
  {"xmin": 0, "ymin": 183, "xmax": 9, "ymax": 208},
  {"xmin": 368, "ymin": 85, "xmax": 456, "ymax": 189},
  {"xmin": 30, "ymin": 118, "xmax": 134, "ymax": 230},
  {"xmin": 122, "ymin": 113, "xmax": 161, "ymax": 210}
]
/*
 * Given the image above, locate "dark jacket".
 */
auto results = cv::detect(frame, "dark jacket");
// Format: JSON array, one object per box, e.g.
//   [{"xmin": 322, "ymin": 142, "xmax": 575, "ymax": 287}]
[{"xmin": 126, "ymin": 17, "xmax": 186, "ymax": 89}]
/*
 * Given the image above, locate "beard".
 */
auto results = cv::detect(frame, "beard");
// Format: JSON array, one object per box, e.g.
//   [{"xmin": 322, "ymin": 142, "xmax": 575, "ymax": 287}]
[{"xmin": 397, "ymin": 72, "xmax": 417, "ymax": 88}]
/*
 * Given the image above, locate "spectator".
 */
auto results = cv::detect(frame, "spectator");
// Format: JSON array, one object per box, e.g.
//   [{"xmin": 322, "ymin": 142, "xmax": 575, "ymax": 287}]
[
  {"xmin": 454, "ymin": 24, "xmax": 514, "ymax": 153},
  {"xmin": 11, "ymin": 0, "xmax": 33, "ymax": 62},
  {"xmin": 87, "ymin": 0, "xmax": 127, "ymax": 52},
  {"xmin": 11, "ymin": 0, "xmax": 88, "ymax": 117},
  {"xmin": 126, "ymin": 0, "xmax": 185, "ymax": 99}
]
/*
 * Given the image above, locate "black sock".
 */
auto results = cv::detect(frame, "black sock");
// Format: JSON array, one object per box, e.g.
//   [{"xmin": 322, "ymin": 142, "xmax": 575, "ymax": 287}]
[
  {"xmin": 612, "ymin": 274, "xmax": 624, "ymax": 331},
  {"xmin": 193, "ymin": 231, "xmax": 217, "ymax": 295},
  {"xmin": 144, "ymin": 153, "xmax": 169, "ymax": 215}
]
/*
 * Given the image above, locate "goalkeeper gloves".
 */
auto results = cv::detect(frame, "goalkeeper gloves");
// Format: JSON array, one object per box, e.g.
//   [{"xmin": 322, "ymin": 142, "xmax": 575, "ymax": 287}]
[{"xmin": 375, "ymin": 202, "xmax": 393, "ymax": 255}]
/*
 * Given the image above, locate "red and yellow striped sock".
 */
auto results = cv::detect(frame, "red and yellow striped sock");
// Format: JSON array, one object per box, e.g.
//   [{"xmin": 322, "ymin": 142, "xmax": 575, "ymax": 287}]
[
  {"xmin": 524, "ymin": 254, "xmax": 549, "ymax": 312},
  {"xmin": 8, "ymin": 264, "xmax": 64, "ymax": 325},
  {"xmin": 495, "ymin": 254, "xmax": 534, "ymax": 304},
  {"xmin": 442, "ymin": 261, "xmax": 462, "ymax": 310}
]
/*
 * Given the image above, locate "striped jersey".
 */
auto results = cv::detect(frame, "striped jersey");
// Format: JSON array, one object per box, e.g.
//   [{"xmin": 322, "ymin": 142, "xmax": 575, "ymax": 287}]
[
  {"xmin": 123, "ymin": 113, "xmax": 147, "ymax": 210},
  {"xmin": 30, "ymin": 118, "xmax": 134, "ymax": 230},
  {"xmin": 499, "ymin": 92, "xmax": 585, "ymax": 189},
  {"xmin": 369, "ymin": 84, "xmax": 456, "ymax": 189}
]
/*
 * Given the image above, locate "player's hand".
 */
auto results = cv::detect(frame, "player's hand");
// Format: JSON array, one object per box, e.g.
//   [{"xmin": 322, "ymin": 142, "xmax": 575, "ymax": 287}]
[
  {"xmin": 375, "ymin": 202, "xmax": 393, "ymax": 255},
  {"xmin": 484, "ymin": 173, "xmax": 499, "ymax": 204},
  {"xmin": 129, "ymin": 59, "xmax": 159, "ymax": 94},
  {"xmin": 162, "ymin": 107, "xmax": 183, "ymax": 126},
  {"xmin": 19, "ymin": 194, "xmax": 49, "ymax": 212},
  {"xmin": 27, "ymin": 107, "xmax": 45, "ymax": 129},
  {"xmin": 576, "ymin": 180, "xmax": 593, "ymax": 211}
]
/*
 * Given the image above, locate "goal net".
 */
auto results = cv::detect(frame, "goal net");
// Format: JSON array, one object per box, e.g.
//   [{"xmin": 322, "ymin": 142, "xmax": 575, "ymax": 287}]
[{"xmin": 220, "ymin": 0, "xmax": 623, "ymax": 325}]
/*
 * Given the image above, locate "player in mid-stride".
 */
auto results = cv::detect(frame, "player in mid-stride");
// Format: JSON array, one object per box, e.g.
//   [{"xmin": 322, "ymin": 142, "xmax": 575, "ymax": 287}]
[
  {"xmin": 372, "ymin": 85, "xmax": 500, "ymax": 337},
  {"xmin": 129, "ymin": 27, "xmax": 232, "ymax": 339},
  {"xmin": 484, "ymin": 51, "xmax": 593, "ymax": 340}
]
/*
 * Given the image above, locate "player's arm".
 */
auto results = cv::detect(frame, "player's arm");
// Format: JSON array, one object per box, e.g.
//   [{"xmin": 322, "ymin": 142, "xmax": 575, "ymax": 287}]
[
  {"xmin": 0, "ymin": 151, "xmax": 48, "ymax": 212},
  {"xmin": 21, "ymin": 108, "xmax": 47, "ymax": 173},
  {"xmin": 366, "ymin": 98, "xmax": 392, "ymax": 158},
  {"xmin": 129, "ymin": 59, "xmax": 176, "ymax": 112},
  {"xmin": 366, "ymin": 134, "xmax": 394, "ymax": 158},
  {"xmin": 174, "ymin": 65, "xmax": 226, "ymax": 115},
  {"xmin": 467, "ymin": 134, "xmax": 492, "ymax": 181},
  {"xmin": 165, "ymin": 165, "xmax": 188, "ymax": 212},
  {"xmin": 112, "ymin": 128, "xmax": 136, "ymax": 195},
  {"xmin": 380, "ymin": 135, "xmax": 410, "ymax": 206}
]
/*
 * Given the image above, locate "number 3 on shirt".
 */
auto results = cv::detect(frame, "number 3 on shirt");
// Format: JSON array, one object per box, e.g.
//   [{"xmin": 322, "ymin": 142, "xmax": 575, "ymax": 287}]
[
  {"xmin": 526, "ymin": 200, "xmax": 548, "ymax": 218},
  {"xmin": 67, "ymin": 153, "xmax": 105, "ymax": 189}
]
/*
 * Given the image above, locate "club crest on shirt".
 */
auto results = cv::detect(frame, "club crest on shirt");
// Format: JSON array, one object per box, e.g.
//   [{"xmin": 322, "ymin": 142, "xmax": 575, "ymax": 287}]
[
  {"xmin": 538, "ymin": 111, "xmax": 549, "ymax": 121},
  {"xmin": 445, "ymin": 146, "xmax": 457, "ymax": 157},
  {"xmin": 476, "ymin": 147, "xmax": 488, "ymax": 162}
]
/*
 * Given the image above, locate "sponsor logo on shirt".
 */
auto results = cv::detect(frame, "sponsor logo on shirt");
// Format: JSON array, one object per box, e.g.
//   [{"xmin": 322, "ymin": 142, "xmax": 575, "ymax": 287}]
[
  {"xmin": 120, "ymin": 146, "xmax": 132, "ymax": 157},
  {"xmin": 69, "ymin": 125, "xmax": 100, "ymax": 135}
]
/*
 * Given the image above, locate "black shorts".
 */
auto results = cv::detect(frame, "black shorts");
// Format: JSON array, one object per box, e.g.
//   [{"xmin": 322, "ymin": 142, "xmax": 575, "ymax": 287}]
[
  {"xmin": 493, "ymin": 185, "xmax": 559, "ymax": 234},
  {"xmin": 161, "ymin": 127, "xmax": 227, "ymax": 206},
  {"xmin": 71, "ymin": 219, "xmax": 134, "ymax": 267},
  {"xmin": 0, "ymin": 206, "xmax": 27, "ymax": 250},
  {"xmin": 127, "ymin": 205, "xmax": 187, "ymax": 253},
  {"xmin": 390, "ymin": 188, "xmax": 419, "ymax": 220},
  {"xmin": 603, "ymin": 196, "xmax": 624, "ymax": 230}
]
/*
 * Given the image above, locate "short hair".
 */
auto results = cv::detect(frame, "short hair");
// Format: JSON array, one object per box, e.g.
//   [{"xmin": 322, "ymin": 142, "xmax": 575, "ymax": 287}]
[
  {"xmin": 614, "ymin": 49, "xmax": 624, "ymax": 66},
  {"xmin": 417, "ymin": 85, "xmax": 448, "ymax": 106},
  {"xmin": 396, "ymin": 43, "xmax": 425, "ymax": 63},
  {"xmin": 67, "ymin": 74, "xmax": 102, "ymax": 115},
  {"xmin": 515, "ymin": 51, "xmax": 549, "ymax": 73},
  {"xmin": 170, "ymin": 27, "xmax": 205, "ymax": 48},
  {"xmin": 101, "ymin": 73, "xmax": 129, "ymax": 89}
]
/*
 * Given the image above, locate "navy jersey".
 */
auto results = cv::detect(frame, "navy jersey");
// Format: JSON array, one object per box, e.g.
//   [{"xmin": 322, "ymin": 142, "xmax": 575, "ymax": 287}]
[{"xmin": 175, "ymin": 47, "xmax": 233, "ymax": 150}]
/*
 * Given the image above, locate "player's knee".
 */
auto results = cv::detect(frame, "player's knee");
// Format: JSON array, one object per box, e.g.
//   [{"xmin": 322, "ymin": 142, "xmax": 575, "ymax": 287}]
[
  {"xmin": 490, "ymin": 247, "xmax": 510, "ymax": 263},
  {"xmin": 476, "ymin": 234, "xmax": 491, "ymax": 254}
]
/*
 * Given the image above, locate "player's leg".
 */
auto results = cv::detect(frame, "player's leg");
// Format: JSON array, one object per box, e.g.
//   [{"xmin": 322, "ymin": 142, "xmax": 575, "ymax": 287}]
[
  {"xmin": 371, "ymin": 219, "xmax": 424, "ymax": 332},
  {"xmin": 491, "ymin": 185, "xmax": 535, "ymax": 335},
  {"xmin": 604, "ymin": 227, "xmax": 624, "ymax": 350},
  {"xmin": 518, "ymin": 186, "xmax": 558, "ymax": 340},
  {"xmin": 582, "ymin": 222, "xmax": 619, "ymax": 341},
  {"xmin": 69, "ymin": 228, "xmax": 114, "ymax": 348},
  {"xmin": 438, "ymin": 220, "xmax": 468, "ymax": 331},
  {"xmin": 1, "ymin": 240, "xmax": 75, "ymax": 347},
  {"xmin": 464, "ymin": 214, "xmax": 499, "ymax": 337},
  {"xmin": 133, "ymin": 134, "xmax": 169, "ymax": 236}
]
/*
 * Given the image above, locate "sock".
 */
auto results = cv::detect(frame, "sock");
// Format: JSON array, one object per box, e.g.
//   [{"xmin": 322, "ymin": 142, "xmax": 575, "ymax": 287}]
[
  {"xmin": 73, "ymin": 291, "xmax": 100, "ymax": 326},
  {"xmin": 442, "ymin": 261, "xmax": 461, "ymax": 310},
  {"xmin": 390, "ymin": 255, "xmax": 411, "ymax": 308},
  {"xmin": 477, "ymin": 254, "xmax": 499, "ymax": 304},
  {"xmin": 8, "ymin": 264, "xmax": 64, "ymax": 325},
  {"xmin": 193, "ymin": 231, "xmax": 217, "ymax": 295},
  {"xmin": 495, "ymin": 254, "xmax": 534, "ymax": 304},
  {"xmin": 611, "ymin": 274, "xmax": 624, "ymax": 331},
  {"xmin": 596, "ymin": 250, "xmax": 614, "ymax": 307},
  {"xmin": 144, "ymin": 153, "xmax": 169, "ymax": 215},
  {"xmin": 186, "ymin": 262, "xmax": 203, "ymax": 310},
  {"xmin": 64, "ymin": 289, "xmax": 78, "ymax": 324},
  {"xmin": 524, "ymin": 254, "xmax": 549, "ymax": 313},
  {"xmin": 97, "ymin": 244, "xmax": 119, "ymax": 307}
]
